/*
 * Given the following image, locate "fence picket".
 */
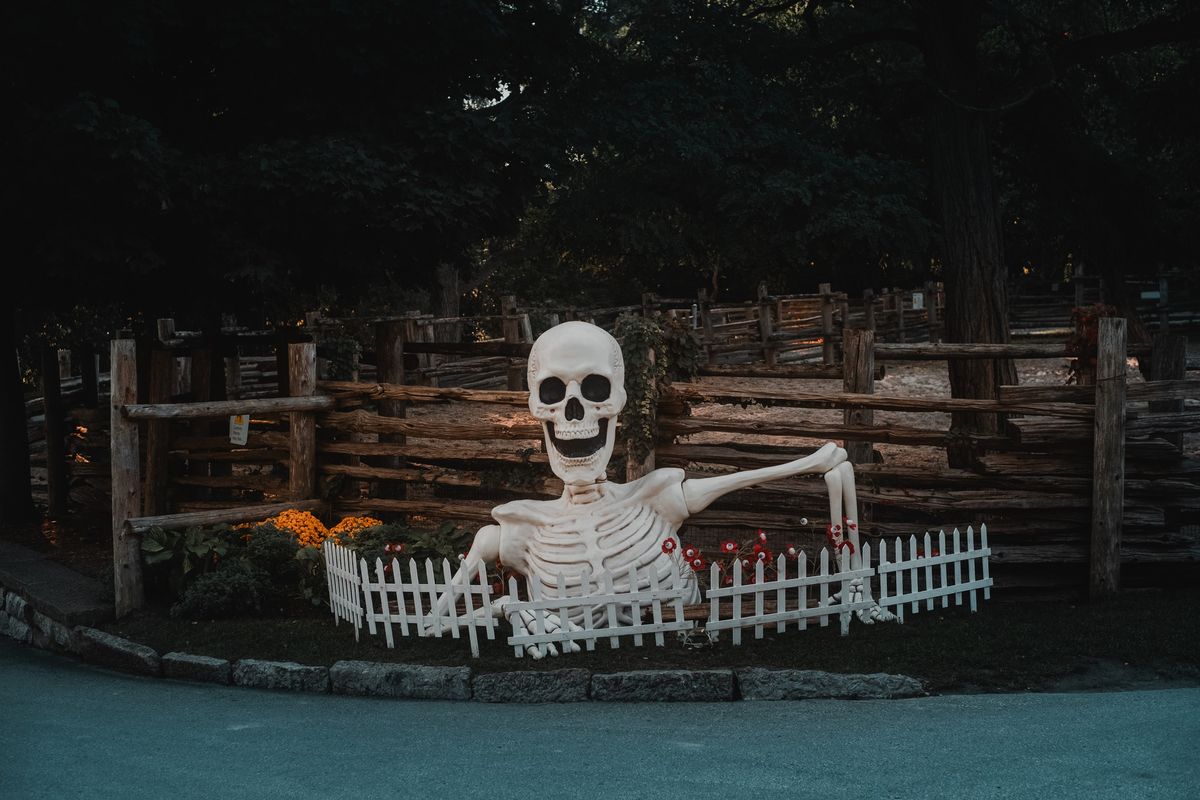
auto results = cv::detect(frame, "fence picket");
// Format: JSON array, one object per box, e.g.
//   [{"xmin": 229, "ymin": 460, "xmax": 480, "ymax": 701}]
[
  {"xmin": 440, "ymin": 559, "xmax": 461, "ymax": 640},
  {"xmin": 878, "ymin": 542, "xmax": 888, "ymax": 611},
  {"xmin": 953, "ymin": 528, "xmax": 963, "ymax": 606},
  {"xmin": 981, "ymin": 525, "xmax": 992, "ymax": 600},
  {"xmin": 409, "ymin": 559, "xmax": 426, "ymax": 638},
  {"xmin": 754, "ymin": 559, "xmax": 765, "ymax": 640},
  {"xmin": 424, "ymin": 559, "xmax": 442, "ymax": 637},
  {"xmin": 839, "ymin": 548, "xmax": 852, "ymax": 635},
  {"xmin": 938, "ymin": 530, "xmax": 949, "ymax": 608},
  {"xmin": 603, "ymin": 572, "xmax": 620, "ymax": 649},
  {"xmin": 581, "ymin": 567, "xmax": 596, "ymax": 652},
  {"xmin": 357, "ymin": 554, "xmax": 376, "ymax": 633},
  {"xmin": 894, "ymin": 537, "xmax": 905, "ymax": 623},
  {"xmin": 557, "ymin": 572, "xmax": 573, "ymax": 647},
  {"xmin": 529, "ymin": 578, "xmax": 548, "ymax": 650},
  {"xmin": 799, "ymin": 552, "xmax": 808, "ymax": 631},
  {"xmin": 708, "ymin": 562, "xmax": 720, "ymax": 633},
  {"xmin": 923, "ymin": 532, "xmax": 935, "ymax": 610},
  {"xmin": 460, "ymin": 561, "xmax": 478, "ymax": 656},
  {"xmin": 477, "ymin": 560, "xmax": 495, "ymax": 641},
  {"xmin": 967, "ymin": 527, "xmax": 978, "ymax": 612},
  {"xmin": 908, "ymin": 535, "xmax": 920, "ymax": 614},
  {"xmin": 818, "ymin": 548, "xmax": 829, "ymax": 628},
  {"xmin": 775, "ymin": 555, "xmax": 787, "ymax": 634},
  {"xmin": 373, "ymin": 559, "xmax": 393, "ymax": 647},
  {"xmin": 627, "ymin": 565, "xmax": 643, "ymax": 646},
  {"xmin": 732, "ymin": 559, "xmax": 743, "ymax": 645},
  {"xmin": 508, "ymin": 575, "xmax": 523, "ymax": 658},
  {"xmin": 393, "ymin": 557, "xmax": 410, "ymax": 637},
  {"xmin": 670, "ymin": 566, "xmax": 686, "ymax": 647}
]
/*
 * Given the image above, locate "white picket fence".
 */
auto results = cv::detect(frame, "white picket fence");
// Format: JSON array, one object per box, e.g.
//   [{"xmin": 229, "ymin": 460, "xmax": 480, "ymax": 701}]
[
  {"xmin": 322, "ymin": 526, "xmax": 992, "ymax": 658},
  {"xmin": 503, "ymin": 565, "xmax": 695, "ymax": 658},
  {"xmin": 876, "ymin": 526, "xmax": 992, "ymax": 621},
  {"xmin": 705, "ymin": 546, "xmax": 876, "ymax": 644}
]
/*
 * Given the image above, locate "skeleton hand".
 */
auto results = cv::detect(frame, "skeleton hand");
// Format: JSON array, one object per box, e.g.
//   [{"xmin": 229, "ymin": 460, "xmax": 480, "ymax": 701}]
[{"xmin": 493, "ymin": 596, "xmax": 584, "ymax": 659}]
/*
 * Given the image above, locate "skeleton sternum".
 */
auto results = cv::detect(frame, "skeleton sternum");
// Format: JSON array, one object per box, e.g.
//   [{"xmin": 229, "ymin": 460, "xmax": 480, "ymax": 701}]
[{"xmin": 525, "ymin": 496, "xmax": 689, "ymax": 616}]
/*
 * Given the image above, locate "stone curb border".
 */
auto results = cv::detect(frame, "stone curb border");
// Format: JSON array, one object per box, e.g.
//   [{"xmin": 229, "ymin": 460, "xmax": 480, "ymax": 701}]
[{"xmin": 0, "ymin": 582, "xmax": 926, "ymax": 703}]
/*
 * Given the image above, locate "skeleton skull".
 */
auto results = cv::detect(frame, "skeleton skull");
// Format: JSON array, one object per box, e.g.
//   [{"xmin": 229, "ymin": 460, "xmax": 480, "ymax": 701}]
[{"xmin": 527, "ymin": 322, "xmax": 627, "ymax": 486}]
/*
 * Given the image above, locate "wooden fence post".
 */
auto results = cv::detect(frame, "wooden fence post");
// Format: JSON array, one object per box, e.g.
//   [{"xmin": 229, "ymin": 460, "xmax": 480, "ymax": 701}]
[
  {"xmin": 757, "ymin": 282, "xmax": 776, "ymax": 367},
  {"xmin": 842, "ymin": 328, "xmax": 875, "ymax": 467},
  {"xmin": 41, "ymin": 345, "xmax": 68, "ymax": 517},
  {"xmin": 1157, "ymin": 276, "xmax": 1170, "ymax": 334},
  {"xmin": 925, "ymin": 281, "xmax": 940, "ymax": 343},
  {"xmin": 894, "ymin": 288, "xmax": 906, "ymax": 343},
  {"xmin": 1150, "ymin": 333, "xmax": 1186, "ymax": 451},
  {"xmin": 110, "ymin": 338, "xmax": 144, "ymax": 617},
  {"xmin": 288, "ymin": 342, "xmax": 318, "ymax": 501},
  {"xmin": 862, "ymin": 289, "xmax": 876, "ymax": 332},
  {"xmin": 1089, "ymin": 317, "xmax": 1126, "ymax": 600},
  {"xmin": 142, "ymin": 348, "xmax": 173, "ymax": 515},
  {"xmin": 78, "ymin": 345, "xmax": 99, "ymax": 408},
  {"xmin": 188, "ymin": 347, "xmax": 214, "ymax": 500},
  {"xmin": 698, "ymin": 288, "xmax": 716, "ymax": 365},
  {"xmin": 375, "ymin": 320, "xmax": 407, "ymax": 505},
  {"xmin": 819, "ymin": 283, "xmax": 835, "ymax": 366},
  {"xmin": 501, "ymin": 295, "xmax": 524, "ymax": 391}
]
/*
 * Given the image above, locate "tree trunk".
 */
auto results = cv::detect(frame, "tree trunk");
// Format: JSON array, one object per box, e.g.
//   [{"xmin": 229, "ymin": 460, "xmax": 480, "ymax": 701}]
[
  {"xmin": 434, "ymin": 263, "xmax": 461, "ymax": 344},
  {"xmin": 0, "ymin": 303, "xmax": 35, "ymax": 524},
  {"xmin": 925, "ymin": 1, "xmax": 1017, "ymax": 468}
]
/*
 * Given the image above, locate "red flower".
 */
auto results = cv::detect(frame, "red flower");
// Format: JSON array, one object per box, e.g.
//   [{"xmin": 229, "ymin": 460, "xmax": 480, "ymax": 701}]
[
  {"xmin": 689, "ymin": 556, "xmax": 708, "ymax": 571},
  {"xmin": 490, "ymin": 580, "xmax": 504, "ymax": 594},
  {"xmin": 752, "ymin": 543, "xmax": 764, "ymax": 554},
  {"xmin": 755, "ymin": 549, "xmax": 773, "ymax": 563},
  {"xmin": 661, "ymin": 538, "xmax": 678, "ymax": 554},
  {"xmin": 784, "ymin": 544, "xmax": 798, "ymax": 559},
  {"xmin": 682, "ymin": 544, "xmax": 700, "ymax": 560},
  {"xmin": 739, "ymin": 557, "xmax": 753, "ymax": 570},
  {"xmin": 720, "ymin": 540, "xmax": 738, "ymax": 554},
  {"xmin": 844, "ymin": 517, "xmax": 858, "ymax": 532},
  {"xmin": 836, "ymin": 540, "xmax": 856, "ymax": 555},
  {"xmin": 757, "ymin": 529, "xmax": 768, "ymax": 543}
]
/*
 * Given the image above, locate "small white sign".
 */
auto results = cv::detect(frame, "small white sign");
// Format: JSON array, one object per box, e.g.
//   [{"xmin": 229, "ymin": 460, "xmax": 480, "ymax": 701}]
[
  {"xmin": 229, "ymin": 414, "xmax": 249, "ymax": 446},
  {"xmin": 912, "ymin": 291, "xmax": 924, "ymax": 311}
]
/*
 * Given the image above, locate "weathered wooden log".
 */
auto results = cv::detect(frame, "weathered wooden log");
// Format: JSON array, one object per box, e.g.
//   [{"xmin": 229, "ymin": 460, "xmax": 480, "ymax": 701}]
[
  {"xmin": 171, "ymin": 431, "xmax": 291, "ymax": 450},
  {"xmin": 320, "ymin": 409, "xmax": 541, "ymax": 440},
  {"xmin": 1150, "ymin": 334, "xmax": 1187, "ymax": 450},
  {"xmin": 125, "ymin": 499, "xmax": 325, "ymax": 535},
  {"xmin": 1090, "ymin": 317, "xmax": 1127, "ymax": 599},
  {"xmin": 170, "ymin": 475, "xmax": 287, "ymax": 491},
  {"xmin": 321, "ymin": 440, "xmax": 551, "ymax": 465},
  {"xmin": 999, "ymin": 379, "xmax": 1200, "ymax": 404},
  {"xmin": 659, "ymin": 417, "xmax": 985, "ymax": 447},
  {"xmin": 110, "ymin": 339, "xmax": 144, "ymax": 617},
  {"xmin": 320, "ymin": 381, "xmax": 527, "ymax": 406},
  {"xmin": 333, "ymin": 498, "xmax": 496, "ymax": 523},
  {"xmin": 123, "ymin": 396, "xmax": 335, "ymax": 419},
  {"xmin": 666, "ymin": 384, "xmax": 1096, "ymax": 418},
  {"xmin": 321, "ymin": 462, "xmax": 561, "ymax": 496}
]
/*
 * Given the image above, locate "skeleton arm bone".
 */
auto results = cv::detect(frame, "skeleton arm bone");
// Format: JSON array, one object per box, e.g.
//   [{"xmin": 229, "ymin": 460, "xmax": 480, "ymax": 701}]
[{"xmin": 681, "ymin": 442, "xmax": 848, "ymax": 516}]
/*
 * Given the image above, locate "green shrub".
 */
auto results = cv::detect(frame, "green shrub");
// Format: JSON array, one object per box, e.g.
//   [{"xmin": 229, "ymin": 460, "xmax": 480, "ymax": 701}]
[
  {"xmin": 242, "ymin": 525, "xmax": 301, "ymax": 581},
  {"xmin": 140, "ymin": 525, "xmax": 230, "ymax": 597},
  {"xmin": 171, "ymin": 565, "xmax": 262, "ymax": 619}
]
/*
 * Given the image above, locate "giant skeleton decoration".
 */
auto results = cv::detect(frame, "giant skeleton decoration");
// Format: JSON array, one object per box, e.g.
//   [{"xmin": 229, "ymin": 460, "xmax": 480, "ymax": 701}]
[{"xmin": 433, "ymin": 321, "xmax": 888, "ymax": 657}]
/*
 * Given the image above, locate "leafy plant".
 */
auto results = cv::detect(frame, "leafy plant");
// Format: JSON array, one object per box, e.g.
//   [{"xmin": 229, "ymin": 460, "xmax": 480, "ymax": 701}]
[
  {"xmin": 614, "ymin": 313, "xmax": 701, "ymax": 464},
  {"xmin": 140, "ymin": 525, "xmax": 230, "ymax": 597}
]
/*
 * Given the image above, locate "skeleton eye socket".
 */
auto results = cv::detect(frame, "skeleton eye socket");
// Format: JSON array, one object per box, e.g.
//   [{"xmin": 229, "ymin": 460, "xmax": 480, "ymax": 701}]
[
  {"xmin": 538, "ymin": 377, "xmax": 566, "ymax": 404},
  {"xmin": 581, "ymin": 374, "xmax": 611, "ymax": 402}
]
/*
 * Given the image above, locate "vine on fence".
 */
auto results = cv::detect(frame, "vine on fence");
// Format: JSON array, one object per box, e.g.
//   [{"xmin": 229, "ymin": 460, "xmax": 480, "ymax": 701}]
[{"xmin": 614, "ymin": 313, "xmax": 701, "ymax": 464}]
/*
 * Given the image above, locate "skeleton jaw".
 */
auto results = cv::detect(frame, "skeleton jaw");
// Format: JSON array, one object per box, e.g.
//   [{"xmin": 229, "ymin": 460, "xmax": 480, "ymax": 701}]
[{"xmin": 543, "ymin": 419, "xmax": 614, "ymax": 486}]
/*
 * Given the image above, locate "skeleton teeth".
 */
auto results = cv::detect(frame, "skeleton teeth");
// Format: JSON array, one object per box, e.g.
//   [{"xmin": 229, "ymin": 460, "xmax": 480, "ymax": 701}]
[{"xmin": 547, "ymin": 420, "xmax": 608, "ymax": 460}]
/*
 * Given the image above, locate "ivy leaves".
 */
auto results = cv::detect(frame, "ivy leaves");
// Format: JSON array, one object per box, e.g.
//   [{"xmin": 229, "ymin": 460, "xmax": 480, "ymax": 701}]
[{"xmin": 614, "ymin": 313, "xmax": 700, "ymax": 464}]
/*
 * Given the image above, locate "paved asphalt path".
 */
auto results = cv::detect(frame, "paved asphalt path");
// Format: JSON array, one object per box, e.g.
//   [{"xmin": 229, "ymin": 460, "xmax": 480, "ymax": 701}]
[{"xmin": 1, "ymin": 638, "xmax": 1197, "ymax": 800}]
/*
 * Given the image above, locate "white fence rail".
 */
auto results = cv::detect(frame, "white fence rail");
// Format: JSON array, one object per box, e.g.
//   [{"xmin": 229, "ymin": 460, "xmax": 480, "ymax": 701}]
[
  {"xmin": 503, "ymin": 565, "xmax": 695, "ymax": 658},
  {"xmin": 705, "ymin": 546, "xmax": 876, "ymax": 644},
  {"xmin": 877, "ymin": 526, "xmax": 992, "ymax": 621},
  {"xmin": 323, "ymin": 526, "xmax": 992, "ymax": 658}
]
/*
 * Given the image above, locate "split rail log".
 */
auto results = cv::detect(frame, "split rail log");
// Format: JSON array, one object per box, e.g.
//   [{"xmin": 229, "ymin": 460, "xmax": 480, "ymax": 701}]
[
  {"xmin": 123, "ymin": 395, "xmax": 336, "ymax": 419},
  {"xmin": 1089, "ymin": 318, "xmax": 1127, "ymax": 599},
  {"xmin": 375, "ymin": 319, "xmax": 407, "ymax": 503},
  {"xmin": 501, "ymin": 295, "xmax": 524, "ymax": 390},
  {"xmin": 334, "ymin": 497, "xmax": 498, "ymax": 522},
  {"xmin": 819, "ymin": 283, "xmax": 835, "ymax": 365},
  {"xmin": 320, "ymin": 381, "xmax": 528, "ymax": 406},
  {"xmin": 321, "ymin": 440, "xmax": 552, "ymax": 465},
  {"xmin": 658, "ymin": 419, "xmax": 1008, "ymax": 448},
  {"xmin": 402, "ymin": 340, "xmax": 532, "ymax": 357},
  {"xmin": 321, "ymin": 462, "xmax": 561, "ymax": 496},
  {"xmin": 757, "ymin": 283, "xmax": 776, "ymax": 367},
  {"xmin": 1149, "ymin": 333, "xmax": 1187, "ymax": 451},
  {"xmin": 124, "ymin": 499, "xmax": 325, "ymax": 536},
  {"xmin": 322, "ymin": 409, "xmax": 541, "ymax": 440},
  {"xmin": 664, "ymin": 384, "xmax": 1096, "ymax": 419},
  {"xmin": 110, "ymin": 338, "xmax": 144, "ymax": 617},
  {"xmin": 697, "ymin": 364, "xmax": 887, "ymax": 380},
  {"xmin": 41, "ymin": 345, "xmax": 68, "ymax": 516}
]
